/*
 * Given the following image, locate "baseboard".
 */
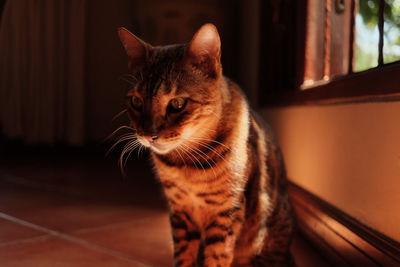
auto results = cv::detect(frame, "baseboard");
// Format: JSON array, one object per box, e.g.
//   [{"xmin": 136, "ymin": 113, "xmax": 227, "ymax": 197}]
[{"xmin": 288, "ymin": 182, "xmax": 400, "ymax": 266}]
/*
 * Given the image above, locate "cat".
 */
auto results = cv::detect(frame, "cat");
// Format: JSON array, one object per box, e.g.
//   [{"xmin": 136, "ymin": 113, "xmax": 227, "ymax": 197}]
[{"xmin": 117, "ymin": 23, "xmax": 295, "ymax": 267}]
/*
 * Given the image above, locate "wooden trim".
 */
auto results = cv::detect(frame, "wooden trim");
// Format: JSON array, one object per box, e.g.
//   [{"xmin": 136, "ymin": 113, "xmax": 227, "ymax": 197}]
[
  {"xmin": 288, "ymin": 182, "xmax": 400, "ymax": 266},
  {"xmin": 294, "ymin": 0, "xmax": 307, "ymax": 89},
  {"xmin": 323, "ymin": 0, "xmax": 331, "ymax": 79},
  {"xmin": 348, "ymin": 0, "xmax": 356, "ymax": 74},
  {"xmin": 303, "ymin": 0, "xmax": 326, "ymax": 83},
  {"xmin": 263, "ymin": 62, "xmax": 400, "ymax": 106},
  {"xmin": 329, "ymin": 0, "xmax": 352, "ymax": 78},
  {"xmin": 378, "ymin": 0, "xmax": 384, "ymax": 66}
]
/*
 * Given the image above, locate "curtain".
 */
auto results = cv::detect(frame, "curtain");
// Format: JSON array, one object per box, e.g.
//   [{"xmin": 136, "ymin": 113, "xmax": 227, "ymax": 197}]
[{"xmin": 0, "ymin": 0, "xmax": 87, "ymax": 145}]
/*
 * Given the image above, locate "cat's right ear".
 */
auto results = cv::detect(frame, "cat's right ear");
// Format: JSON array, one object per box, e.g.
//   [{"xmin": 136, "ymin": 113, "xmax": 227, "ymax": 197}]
[
  {"xmin": 118, "ymin": 27, "xmax": 150, "ymax": 71},
  {"xmin": 185, "ymin": 23, "xmax": 222, "ymax": 79}
]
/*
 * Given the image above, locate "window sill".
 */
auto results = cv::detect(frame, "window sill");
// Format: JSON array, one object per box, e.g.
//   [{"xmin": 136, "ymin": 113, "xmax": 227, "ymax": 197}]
[{"xmin": 263, "ymin": 62, "xmax": 400, "ymax": 107}]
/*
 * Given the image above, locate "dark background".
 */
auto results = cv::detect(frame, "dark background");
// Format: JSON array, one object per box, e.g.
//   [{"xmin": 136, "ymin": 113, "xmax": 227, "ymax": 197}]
[{"xmin": 0, "ymin": 0, "xmax": 298, "ymax": 146}]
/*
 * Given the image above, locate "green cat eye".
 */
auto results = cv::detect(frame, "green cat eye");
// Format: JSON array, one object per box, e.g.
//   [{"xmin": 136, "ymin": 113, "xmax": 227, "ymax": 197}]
[
  {"xmin": 130, "ymin": 96, "xmax": 143, "ymax": 110},
  {"xmin": 169, "ymin": 97, "xmax": 186, "ymax": 113}
]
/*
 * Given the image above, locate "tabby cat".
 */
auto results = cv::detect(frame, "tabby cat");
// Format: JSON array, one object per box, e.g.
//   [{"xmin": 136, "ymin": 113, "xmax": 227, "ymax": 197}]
[{"xmin": 117, "ymin": 24, "xmax": 295, "ymax": 266}]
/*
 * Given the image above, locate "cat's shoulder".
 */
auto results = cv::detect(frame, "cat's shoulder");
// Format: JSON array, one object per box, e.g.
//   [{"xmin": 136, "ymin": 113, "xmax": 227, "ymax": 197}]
[{"xmin": 250, "ymin": 109, "xmax": 279, "ymax": 145}]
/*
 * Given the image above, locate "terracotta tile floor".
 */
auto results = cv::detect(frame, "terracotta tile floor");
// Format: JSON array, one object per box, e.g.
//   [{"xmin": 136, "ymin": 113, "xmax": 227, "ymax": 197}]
[{"xmin": 0, "ymin": 149, "xmax": 329, "ymax": 266}]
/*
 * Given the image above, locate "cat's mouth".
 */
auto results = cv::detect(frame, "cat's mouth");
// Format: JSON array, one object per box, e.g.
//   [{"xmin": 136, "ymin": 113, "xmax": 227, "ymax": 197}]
[{"xmin": 137, "ymin": 136, "xmax": 179, "ymax": 155}]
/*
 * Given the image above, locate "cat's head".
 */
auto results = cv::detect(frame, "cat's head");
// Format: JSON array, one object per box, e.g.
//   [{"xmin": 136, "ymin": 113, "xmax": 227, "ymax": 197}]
[{"xmin": 118, "ymin": 24, "xmax": 224, "ymax": 155}]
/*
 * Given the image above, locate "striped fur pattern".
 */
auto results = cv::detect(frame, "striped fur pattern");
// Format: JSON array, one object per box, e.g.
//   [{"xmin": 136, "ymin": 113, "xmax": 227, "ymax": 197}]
[{"xmin": 117, "ymin": 24, "xmax": 295, "ymax": 266}]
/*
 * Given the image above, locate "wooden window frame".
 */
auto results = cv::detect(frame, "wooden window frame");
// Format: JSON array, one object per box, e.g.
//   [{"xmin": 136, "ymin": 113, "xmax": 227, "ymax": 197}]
[
  {"xmin": 264, "ymin": 61, "xmax": 400, "ymax": 106},
  {"xmin": 260, "ymin": 0, "xmax": 400, "ymax": 107}
]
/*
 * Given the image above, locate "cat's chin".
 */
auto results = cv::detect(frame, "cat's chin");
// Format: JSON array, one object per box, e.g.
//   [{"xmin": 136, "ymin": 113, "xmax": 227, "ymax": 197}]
[
  {"xmin": 137, "ymin": 137, "xmax": 178, "ymax": 155},
  {"xmin": 149, "ymin": 144, "xmax": 176, "ymax": 155}
]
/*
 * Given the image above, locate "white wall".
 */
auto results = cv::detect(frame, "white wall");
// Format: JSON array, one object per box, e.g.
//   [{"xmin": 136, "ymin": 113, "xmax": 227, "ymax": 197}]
[{"xmin": 262, "ymin": 101, "xmax": 400, "ymax": 242}]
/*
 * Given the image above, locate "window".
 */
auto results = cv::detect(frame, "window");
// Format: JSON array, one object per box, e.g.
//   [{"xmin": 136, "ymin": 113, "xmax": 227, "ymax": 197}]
[
  {"xmin": 259, "ymin": 0, "xmax": 400, "ymax": 106},
  {"xmin": 304, "ymin": 0, "xmax": 400, "ymax": 88}
]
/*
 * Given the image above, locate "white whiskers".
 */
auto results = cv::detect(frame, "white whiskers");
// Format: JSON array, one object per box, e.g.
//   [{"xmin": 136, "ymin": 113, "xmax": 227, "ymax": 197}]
[
  {"xmin": 107, "ymin": 124, "xmax": 145, "ymax": 175},
  {"xmin": 177, "ymin": 137, "xmax": 230, "ymax": 179},
  {"xmin": 179, "ymin": 143, "xmax": 207, "ymax": 176},
  {"xmin": 112, "ymin": 109, "xmax": 128, "ymax": 121},
  {"xmin": 186, "ymin": 139, "xmax": 230, "ymax": 167},
  {"xmin": 120, "ymin": 139, "xmax": 141, "ymax": 167},
  {"xmin": 175, "ymin": 147, "xmax": 187, "ymax": 168},
  {"xmin": 105, "ymin": 125, "xmax": 135, "ymax": 141},
  {"xmin": 119, "ymin": 74, "xmax": 138, "ymax": 86},
  {"xmin": 191, "ymin": 137, "xmax": 231, "ymax": 150}
]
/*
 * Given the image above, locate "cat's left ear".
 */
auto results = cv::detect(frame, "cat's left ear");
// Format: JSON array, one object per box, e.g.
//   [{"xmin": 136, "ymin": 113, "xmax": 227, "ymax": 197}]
[
  {"xmin": 185, "ymin": 23, "xmax": 222, "ymax": 78},
  {"xmin": 118, "ymin": 27, "xmax": 151, "ymax": 71}
]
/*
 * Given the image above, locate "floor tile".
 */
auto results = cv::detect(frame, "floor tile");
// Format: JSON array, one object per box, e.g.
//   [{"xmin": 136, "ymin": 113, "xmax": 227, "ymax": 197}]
[
  {"xmin": 0, "ymin": 178, "xmax": 164, "ymax": 235},
  {"xmin": 75, "ymin": 213, "xmax": 173, "ymax": 267},
  {"xmin": 0, "ymin": 217, "xmax": 44, "ymax": 245},
  {"xmin": 0, "ymin": 236, "xmax": 148, "ymax": 267}
]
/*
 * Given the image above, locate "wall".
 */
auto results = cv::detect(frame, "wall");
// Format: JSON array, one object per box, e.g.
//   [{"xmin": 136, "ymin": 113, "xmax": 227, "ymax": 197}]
[
  {"xmin": 86, "ymin": 0, "xmax": 135, "ymax": 141},
  {"xmin": 262, "ymin": 101, "xmax": 400, "ymax": 242}
]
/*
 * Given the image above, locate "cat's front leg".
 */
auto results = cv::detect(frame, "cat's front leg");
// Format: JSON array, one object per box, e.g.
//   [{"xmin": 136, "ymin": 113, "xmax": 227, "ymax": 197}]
[
  {"xmin": 202, "ymin": 206, "xmax": 245, "ymax": 267},
  {"xmin": 170, "ymin": 211, "xmax": 201, "ymax": 267}
]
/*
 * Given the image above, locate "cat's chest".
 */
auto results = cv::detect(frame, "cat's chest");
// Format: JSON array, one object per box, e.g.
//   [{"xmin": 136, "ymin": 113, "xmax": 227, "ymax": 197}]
[
  {"xmin": 163, "ymin": 178, "xmax": 208, "ymax": 207},
  {"xmin": 160, "ymin": 174, "xmax": 224, "ymax": 224}
]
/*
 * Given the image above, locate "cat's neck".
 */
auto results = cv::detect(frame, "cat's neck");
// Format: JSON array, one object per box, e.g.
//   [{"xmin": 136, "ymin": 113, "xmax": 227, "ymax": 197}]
[{"xmin": 151, "ymin": 76, "xmax": 249, "ymax": 179}]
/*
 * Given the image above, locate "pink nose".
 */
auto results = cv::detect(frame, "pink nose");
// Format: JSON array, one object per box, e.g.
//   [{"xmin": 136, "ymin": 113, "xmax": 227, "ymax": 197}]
[{"xmin": 144, "ymin": 135, "xmax": 158, "ymax": 142}]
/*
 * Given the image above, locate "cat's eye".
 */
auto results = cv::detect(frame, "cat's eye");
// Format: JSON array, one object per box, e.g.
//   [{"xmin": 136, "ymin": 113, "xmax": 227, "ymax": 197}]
[
  {"xmin": 168, "ymin": 97, "xmax": 186, "ymax": 113},
  {"xmin": 130, "ymin": 96, "xmax": 143, "ymax": 111}
]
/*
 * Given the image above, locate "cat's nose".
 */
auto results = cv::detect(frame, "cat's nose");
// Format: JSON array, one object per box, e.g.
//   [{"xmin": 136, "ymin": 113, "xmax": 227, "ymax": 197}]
[{"xmin": 144, "ymin": 135, "xmax": 158, "ymax": 142}]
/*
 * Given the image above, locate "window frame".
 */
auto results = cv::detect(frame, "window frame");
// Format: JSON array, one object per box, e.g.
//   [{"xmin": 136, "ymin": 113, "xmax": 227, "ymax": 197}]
[
  {"xmin": 260, "ymin": 0, "xmax": 400, "ymax": 107},
  {"xmin": 264, "ymin": 61, "xmax": 400, "ymax": 106}
]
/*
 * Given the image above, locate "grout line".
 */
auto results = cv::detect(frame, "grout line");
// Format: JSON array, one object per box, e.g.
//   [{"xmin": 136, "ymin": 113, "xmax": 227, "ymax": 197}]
[
  {"xmin": 0, "ymin": 235, "xmax": 52, "ymax": 248},
  {"xmin": 73, "ymin": 215, "xmax": 165, "ymax": 235},
  {"xmin": 0, "ymin": 215, "xmax": 167, "ymax": 249},
  {"xmin": 0, "ymin": 212, "xmax": 154, "ymax": 267}
]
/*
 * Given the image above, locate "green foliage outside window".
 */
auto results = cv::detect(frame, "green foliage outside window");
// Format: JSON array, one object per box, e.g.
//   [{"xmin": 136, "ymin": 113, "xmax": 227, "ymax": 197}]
[{"xmin": 356, "ymin": 0, "xmax": 400, "ymax": 70}]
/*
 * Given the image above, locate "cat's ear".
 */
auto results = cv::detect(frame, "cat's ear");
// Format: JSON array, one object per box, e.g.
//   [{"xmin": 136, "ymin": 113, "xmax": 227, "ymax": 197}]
[
  {"xmin": 118, "ymin": 27, "xmax": 150, "ymax": 71},
  {"xmin": 185, "ymin": 23, "xmax": 222, "ymax": 78}
]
